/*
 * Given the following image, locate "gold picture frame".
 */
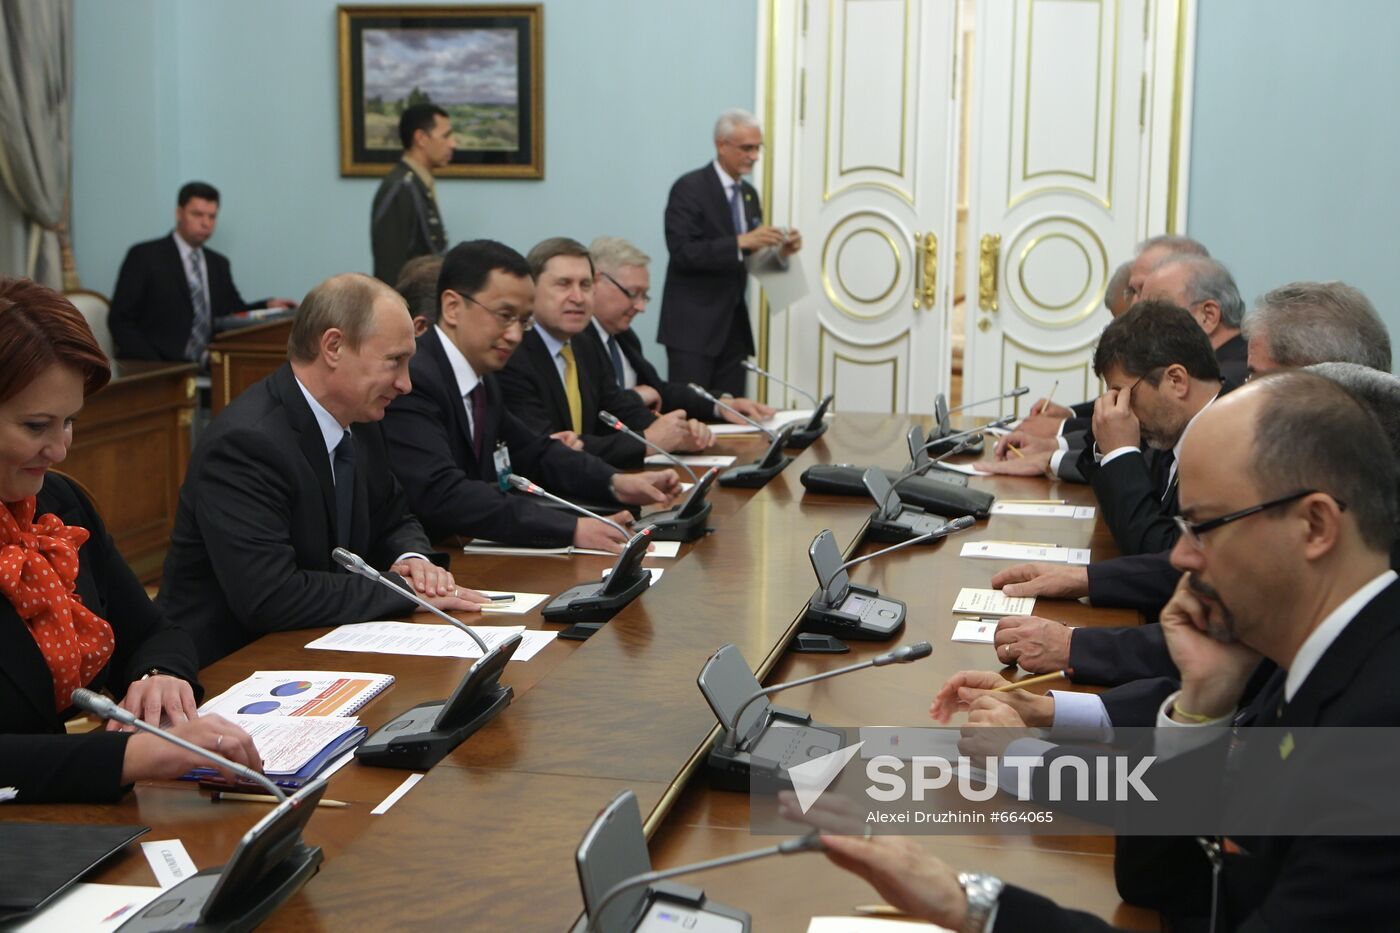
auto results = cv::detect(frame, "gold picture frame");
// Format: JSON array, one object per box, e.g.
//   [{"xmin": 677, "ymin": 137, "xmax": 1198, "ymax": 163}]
[{"xmin": 337, "ymin": 4, "xmax": 543, "ymax": 179}]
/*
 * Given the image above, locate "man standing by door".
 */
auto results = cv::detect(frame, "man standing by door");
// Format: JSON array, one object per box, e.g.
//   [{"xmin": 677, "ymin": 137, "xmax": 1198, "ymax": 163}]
[{"xmin": 657, "ymin": 109, "xmax": 802, "ymax": 397}]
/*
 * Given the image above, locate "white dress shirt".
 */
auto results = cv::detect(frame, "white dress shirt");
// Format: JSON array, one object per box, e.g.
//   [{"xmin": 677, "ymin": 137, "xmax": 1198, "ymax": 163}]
[
  {"xmin": 535, "ymin": 326, "xmax": 572, "ymax": 387},
  {"xmin": 435, "ymin": 325, "xmax": 482, "ymax": 438},
  {"xmin": 591, "ymin": 318, "xmax": 637, "ymax": 390}
]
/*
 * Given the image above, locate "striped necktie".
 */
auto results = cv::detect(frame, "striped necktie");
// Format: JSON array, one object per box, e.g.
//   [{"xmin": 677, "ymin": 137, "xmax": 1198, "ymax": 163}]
[{"xmin": 184, "ymin": 248, "xmax": 211, "ymax": 363}]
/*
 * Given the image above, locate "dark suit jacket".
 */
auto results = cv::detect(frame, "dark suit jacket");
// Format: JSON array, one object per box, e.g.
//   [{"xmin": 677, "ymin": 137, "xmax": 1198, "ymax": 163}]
[
  {"xmin": 1082, "ymin": 446, "xmax": 1180, "ymax": 556},
  {"xmin": 1000, "ymin": 578, "xmax": 1400, "ymax": 931},
  {"xmin": 108, "ymin": 234, "xmax": 258, "ymax": 361},
  {"xmin": 576, "ymin": 324, "xmax": 714, "ymax": 421},
  {"xmin": 496, "ymin": 329, "xmax": 659, "ymax": 468},
  {"xmin": 0, "ymin": 475, "xmax": 201, "ymax": 803},
  {"xmin": 657, "ymin": 163, "xmax": 759, "ymax": 357},
  {"xmin": 1216, "ymin": 333, "xmax": 1248, "ymax": 387},
  {"xmin": 156, "ymin": 364, "xmax": 441, "ymax": 666},
  {"xmin": 382, "ymin": 330, "xmax": 619, "ymax": 546}
]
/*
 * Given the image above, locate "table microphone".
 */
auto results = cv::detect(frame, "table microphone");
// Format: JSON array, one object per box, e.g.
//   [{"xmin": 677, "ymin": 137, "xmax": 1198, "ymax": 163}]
[
  {"xmin": 506, "ymin": 474, "xmax": 632, "ymax": 540},
  {"xmin": 916, "ymin": 414, "xmax": 1015, "ymax": 456},
  {"xmin": 724, "ymin": 642, "xmax": 932, "ymax": 751},
  {"xmin": 872, "ymin": 439, "xmax": 974, "ymax": 525},
  {"xmin": 598, "ymin": 410, "xmax": 698, "ymax": 483},
  {"xmin": 741, "ymin": 360, "xmax": 820, "ymax": 407},
  {"xmin": 686, "ymin": 383, "xmax": 777, "ymax": 440},
  {"xmin": 332, "ymin": 547, "xmax": 491, "ymax": 653},
  {"xmin": 584, "ymin": 829, "xmax": 823, "ymax": 933},
  {"xmin": 71, "ymin": 687, "xmax": 286, "ymax": 801},
  {"xmin": 819, "ymin": 516, "xmax": 976, "ymax": 605},
  {"xmin": 947, "ymin": 385, "xmax": 1029, "ymax": 414}
]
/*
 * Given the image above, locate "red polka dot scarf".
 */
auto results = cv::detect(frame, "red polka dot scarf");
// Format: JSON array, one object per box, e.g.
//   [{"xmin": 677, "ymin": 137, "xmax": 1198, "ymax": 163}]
[{"xmin": 0, "ymin": 497, "xmax": 115, "ymax": 711}]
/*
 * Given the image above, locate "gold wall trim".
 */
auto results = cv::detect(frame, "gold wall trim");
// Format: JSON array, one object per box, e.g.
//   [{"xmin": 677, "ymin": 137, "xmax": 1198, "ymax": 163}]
[
  {"xmin": 817, "ymin": 325, "xmax": 910, "ymax": 408},
  {"xmin": 1016, "ymin": 232, "xmax": 1092, "ymax": 311},
  {"xmin": 1003, "ymin": 216, "xmax": 1107, "ymax": 328},
  {"xmin": 757, "ymin": 0, "xmax": 779, "ymax": 400},
  {"xmin": 819, "ymin": 211, "xmax": 905, "ymax": 320},
  {"xmin": 1000, "ymin": 327, "xmax": 1103, "ymax": 353},
  {"xmin": 832, "ymin": 351, "xmax": 900, "ymax": 413},
  {"xmin": 1166, "ymin": 0, "xmax": 1187, "ymax": 232}
]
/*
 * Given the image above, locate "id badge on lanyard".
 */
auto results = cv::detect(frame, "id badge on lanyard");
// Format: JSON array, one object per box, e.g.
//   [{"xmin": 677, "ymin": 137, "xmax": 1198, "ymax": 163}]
[{"xmin": 494, "ymin": 442, "xmax": 513, "ymax": 490}]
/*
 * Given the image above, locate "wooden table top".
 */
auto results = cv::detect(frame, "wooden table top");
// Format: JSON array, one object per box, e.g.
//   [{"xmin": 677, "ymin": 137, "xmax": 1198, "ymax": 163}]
[{"xmin": 5, "ymin": 414, "xmax": 1158, "ymax": 931}]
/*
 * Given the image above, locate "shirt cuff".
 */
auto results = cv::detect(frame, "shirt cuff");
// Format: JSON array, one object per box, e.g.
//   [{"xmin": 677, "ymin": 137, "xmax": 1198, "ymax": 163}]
[
  {"xmin": 1054, "ymin": 419, "xmax": 1068, "ymax": 438},
  {"xmin": 1048, "ymin": 690, "xmax": 1115, "ymax": 742},
  {"xmin": 1049, "ymin": 448, "xmax": 1067, "ymax": 475},
  {"xmin": 1056, "ymin": 435, "xmax": 1069, "ymax": 452},
  {"xmin": 394, "ymin": 552, "xmax": 430, "ymax": 565},
  {"xmin": 1099, "ymin": 446, "xmax": 1142, "ymax": 466}
]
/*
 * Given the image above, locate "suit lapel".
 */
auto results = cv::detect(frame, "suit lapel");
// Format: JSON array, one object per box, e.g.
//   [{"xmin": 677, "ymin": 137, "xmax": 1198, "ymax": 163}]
[
  {"xmin": 701, "ymin": 164, "xmax": 737, "ymax": 236},
  {"xmin": 424, "ymin": 331, "xmax": 478, "ymax": 454},
  {"xmin": 1283, "ymin": 580, "xmax": 1400, "ymax": 725},
  {"xmin": 526, "ymin": 331, "xmax": 572, "ymax": 427},
  {"xmin": 271, "ymin": 366, "xmax": 338, "ymax": 542}
]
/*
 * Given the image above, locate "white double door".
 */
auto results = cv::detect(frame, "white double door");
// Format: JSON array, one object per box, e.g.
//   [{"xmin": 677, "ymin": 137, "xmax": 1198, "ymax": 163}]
[{"xmin": 757, "ymin": 0, "xmax": 1192, "ymax": 416}]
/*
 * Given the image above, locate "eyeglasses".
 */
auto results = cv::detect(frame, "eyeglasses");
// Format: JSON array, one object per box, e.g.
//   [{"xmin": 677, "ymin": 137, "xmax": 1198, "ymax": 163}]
[
  {"xmin": 601, "ymin": 272, "xmax": 650, "ymax": 306},
  {"xmin": 454, "ymin": 290, "xmax": 533, "ymax": 331},
  {"xmin": 1172, "ymin": 489, "xmax": 1346, "ymax": 550}
]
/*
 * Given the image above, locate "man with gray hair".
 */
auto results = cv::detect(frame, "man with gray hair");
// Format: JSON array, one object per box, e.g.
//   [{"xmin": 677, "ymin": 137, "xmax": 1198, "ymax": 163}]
[
  {"xmin": 1138, "ymin": 253, "xmax": 1248, "ymax": 384},
  {"xmin": 1243, "ymin": 281, "xmax": 1391, "ymax": 377},
  {"xmin": 1124, "ymin": 233, "xmax": 1210, "ymax": 303},
  {"xmin": 581, "ymin": 235, "xmax": 775, "ymax": 424},
  {"xmin": 657, "ymin": 108, "xmax": 803, "ymax": 397}
]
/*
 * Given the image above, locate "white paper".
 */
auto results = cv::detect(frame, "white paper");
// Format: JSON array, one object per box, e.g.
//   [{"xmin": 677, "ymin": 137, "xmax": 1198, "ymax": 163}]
[
  {"xmin": 317, "ymin": 748, "xmax": 359, "ymax": 781},
  {"xmin": 706, "ymin": 409, "xmax": 820, "ymax": 435},
  {"xmin": 951, "ymin": 587, "xmax": 1036, "ymax": 616},
  {"xmin": 706, "ymin": 422, "xmax": 764, "ymax": 435},
  {"xmin": 371, "ymin": 773, "xmax": 424, "ymax": 815},
  {"xmin": 140, "ymin": 839, "xmax": 196, "ymax": 889},
  {"xmin": 10, "ymin": 883, "xmax": 162, "ymax": 932},
  {"xmin": 990, "ymin": 502, "xmax": 1096, "ymax": 519},
  {"xmin": 808, "ymin": 917, "xmax": 952, "ymax": 933},
  {"xmin": 0, "ymin": 785, "xmax": 16, "ymax": 802},
  {"xmin": 927, "ymin": 461, "xmax": 986, "ymax": 476},
  {"xmin": 959, "ymin": 541, "xmax": 1091, "ymax": 565},
  {"xmin": 223, "ymin": 715, "xmax": 360, "ymax": 775},
  {"xmin": 198, "ymin": 671, "xmax": 391, "ymax": 719},
  {"xmin": 951, "ymin": 618, "xmax": 998, "ymax": 643},
  {"xmin": 753, "ymin": 252, "xmax": 809, "ymax": 307},
  {"xmin": 304, "ymin": 620, "xmax": 552, "ymax": 662},
  {"xmin": 644, "ymin": 453, "xmax": 737, "ymax": 468},
  {"xmin": 478, "ymin": 592, "xmax": 549, "ymax": 615}
]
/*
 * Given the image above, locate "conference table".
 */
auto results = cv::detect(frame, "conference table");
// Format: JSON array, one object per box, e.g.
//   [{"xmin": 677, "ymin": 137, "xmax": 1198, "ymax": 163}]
[{"xmin": 10, "ymin": 412, "xmax": 1158, "ymax": 931}]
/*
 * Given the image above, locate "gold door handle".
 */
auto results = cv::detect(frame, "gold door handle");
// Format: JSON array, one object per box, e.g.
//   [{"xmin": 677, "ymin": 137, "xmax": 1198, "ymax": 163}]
[
  {"xmin": 912, "ymin": 231, "xmax": 924, "ymax": 310},
  {"xmin": 922, "ymin": 232, "xmax": 937, "ymax": 309},
  {"xmin": 978, "ymin": 233, "xmax": 1001, "ymax": 312}
]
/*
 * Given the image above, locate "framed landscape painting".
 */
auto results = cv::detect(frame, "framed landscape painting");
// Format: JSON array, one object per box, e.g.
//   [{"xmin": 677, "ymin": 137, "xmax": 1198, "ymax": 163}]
[{"xmin": 338, "ymin": 5, "xmax": 543, "ymax": 178}]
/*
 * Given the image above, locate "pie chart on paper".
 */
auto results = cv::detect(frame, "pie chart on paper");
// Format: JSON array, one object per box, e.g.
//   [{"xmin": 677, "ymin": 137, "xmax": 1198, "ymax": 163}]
[{"xmin": 270, "ymin": 680, "xmax": 314, "ymax": 697}]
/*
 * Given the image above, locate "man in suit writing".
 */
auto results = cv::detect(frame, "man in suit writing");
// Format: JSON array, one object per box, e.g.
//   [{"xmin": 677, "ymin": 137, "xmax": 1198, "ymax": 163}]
[
  {"xmin": 108, "ymin": 181, "xmax": 295, "ymax": 364},
  {"xmin": 383, "ymin": 239, "xmax": 678, "ymax": 552},
  {"xmin": 658, "ymin": 109, "xmax": 802, "ymax": 397},
  {"xmin": 581, "ymin": 236, "xmax": 774, "ymax": 425},
  {"xmin": 157, "ymin": 273, "xmax": 487, "ymax": 665}
]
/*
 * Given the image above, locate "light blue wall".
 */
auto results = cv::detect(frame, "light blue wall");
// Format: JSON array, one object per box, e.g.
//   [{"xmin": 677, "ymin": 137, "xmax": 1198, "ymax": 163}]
[
  {"xmin": 1187, "ymin": 0, "xmax": 1400, "ymax": 360},
  {"xmin": 72, "ymin": 0, "xmax": 757, "ymax": 353}
]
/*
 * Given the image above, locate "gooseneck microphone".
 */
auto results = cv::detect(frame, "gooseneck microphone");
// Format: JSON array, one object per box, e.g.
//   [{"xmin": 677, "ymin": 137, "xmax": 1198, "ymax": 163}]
[
  {"xmin": 598, "ymin": 410, "xmax": 698, "ymax": 483},
  {"xmin": 818, "ymin": 517, "xmax": 974, "ymax": 605},
  {"xmin": 917, "ymin": 415, "xmax": 1015, "ymax": 456},
  {"xmin": 332, "ymin": 547, "xmax": 491, "ymax": 653},
  {"xmin": 71, "ymin": 687, "xmax": 286, "ymax": 801},
  {"xmin": 506, "ymin": 474, "xmax": 632, "ymax": 540},
  {"xmin": 878, "ymin": 439, "xmax": 973, "ymax": 518},
  {"xmin": 687, "ymin": 383, "xmax": 777, "ymax": 440},
  {"xmin": 946, "ymin": 385, "xmax": 1030, "ymax": 414},
  {"xmin": 741, "ymin": 360, "xmax": 820, "ymax": 408},
  {"xmin": 725, "ymin": 642, "xmax": 933, "ymax": 744},
  {"xmin": 584, "ymin": 833, "xmax": 824, "ymax": 933}
]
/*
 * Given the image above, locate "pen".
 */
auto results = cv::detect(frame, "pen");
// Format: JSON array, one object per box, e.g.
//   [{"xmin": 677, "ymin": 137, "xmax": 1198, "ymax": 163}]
[
  {"xmin": 486, "ymin": 593, "xmax": 516, "ymax": 602},
  {"xmin": 1008, "ymin": 444, "xmax": 1025, "ymax": 459},
  {"xmin": 993, "ymin": 669, "xmax": 1070, "ymax": 692},
  {"xmin": 212, "ymin": 790, "xmax": 349, "ymax": 808},
  {"xmin": 1042, "ymin": 379, "xmax": 1059, "ymax": 412},
  {"xmin": 853, "ymin": 905, "xmax": 914, "ymax": 917}
]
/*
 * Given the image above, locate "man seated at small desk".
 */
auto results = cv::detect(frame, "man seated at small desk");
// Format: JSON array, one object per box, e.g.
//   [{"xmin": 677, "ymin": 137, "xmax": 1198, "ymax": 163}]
[
  {"xmin": 579, "ymin": 236, "xmax": 774, "ymax": 426},
  {"xmin": 383, "ymin": 239, "xmax": 678, "ymax": 551},
  {"xmin": 157, "ymin": 273, "xmax": 487, "ymax": 666},
  {"xmin": 108, "ymin": 181, "xmax": 295, "ymax": 366}
]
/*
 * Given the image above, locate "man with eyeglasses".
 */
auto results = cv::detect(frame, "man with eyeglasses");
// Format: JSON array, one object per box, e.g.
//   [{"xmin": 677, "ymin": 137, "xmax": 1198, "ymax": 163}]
[
  {"xmin": 581, "ymin": 236, "xmax": 775, "ymax": 425},
  {"xmin": 657, "ymin": 109, "xmax": 803, "ymax": 398},
  {"xmin": 873, "ymin": 372, "xmax": 1400, "ymax": 931},
  {"xmin": 382, "ymin": 240, "xmax": 679, "ymax": 552}
]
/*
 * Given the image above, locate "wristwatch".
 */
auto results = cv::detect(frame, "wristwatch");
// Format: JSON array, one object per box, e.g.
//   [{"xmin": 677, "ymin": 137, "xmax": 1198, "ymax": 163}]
[
  {"xmin": 139, "ymin": 667, "xmax": 173, "ymax": 681},
  {"xmin": 957, "ymin": 872, "xmax": 1004, "ymax": 933}
]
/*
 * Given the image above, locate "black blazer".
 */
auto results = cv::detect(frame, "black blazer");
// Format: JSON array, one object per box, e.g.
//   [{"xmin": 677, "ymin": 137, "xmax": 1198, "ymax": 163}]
[
  {"xmin": 657, "ymin": 164, "xmax": 759, "ymax": 357},
  {"xmin": 108, "ymin": 234, "xmax": 258, "ymax": 361},
  {"xmin": 156, "ymin": 364, "xmax": 441, "ymax": 666},
  {"xmin": 1216, "ymin": 333, "xmax": 1248, "ymax": 387},
  {"xmin": 998, "ymin": 578, "xmax": 1400, "ymax": 931},
  {"xmin": 0, "ymin": 474, "xmax": 201, "ymax": 803},
  {"xmin": 496, "ymin": 329, "xmax": 658, "ymax": 468},
  {"xmin": 382, "ymin": 330, "xmax": 619, "ymax": 546},
  {"xmin": 1082, "ymin": 446, "xmax": 1180, "ymax": 556},
  {"xmin": 576, "ymin": 324, "xmax": 715, "ymax": 421}
]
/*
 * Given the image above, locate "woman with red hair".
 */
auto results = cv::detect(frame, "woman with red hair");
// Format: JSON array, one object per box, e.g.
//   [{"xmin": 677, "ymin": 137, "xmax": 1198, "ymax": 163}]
[{"xmin": 0, "ymin": 277, "xmax": 258, "ymax": 802}]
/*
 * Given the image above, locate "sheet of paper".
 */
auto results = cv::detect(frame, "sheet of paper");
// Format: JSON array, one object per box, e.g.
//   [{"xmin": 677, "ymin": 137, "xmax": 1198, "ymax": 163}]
[
  {"xmin": 951, "ymin": 618, "xmax": 998, "ymax": 643},
  {"xmin": 478, "ymin": 591, "xmax": 548, "ymax": 615},
  {"xmin": 706, "ymin": 421, "xmax": 763, "ymax": 435},
  {"xmin": 140, "ymin": 838, "xmax": 196, "ymax": 889},
  {"xmin": 198, "ymin": 671, "xmax": 392, "ymax": 718},
  {"xmin": 224, "ymin": 715, "xmax": 360, "ymax": 775},
  {"xmin": 304, "ymin": 620, "xmax": 546, "ymax": 661},
  {"xmin": 10, "ymin": 883, "xmax": 163, "ymax": 932},
  {"xmin": 371, "ymin": 773, "xmax": 423, "ymax": 815},
  {"xmin": 753, "ymin": 252, "xmax": 809, "ymax": 307},
  {"xmin": 983, "ymin": 425, "xmax": 1013, "ymax": 437},
  {"xmin": 960, "ymin": 541, "xmax": 1091, "ymax": 565},
  {"xmin": 0, "ymin": 785, "xmax": 16, "ymax": 802},
  {"xmin": 645, "ymin": 453, "xmax": 736, "ymax": 468},
  {"xmin": 809, "ymin": 917, "xmax": 952, "ymax": 933},
  {"xmin": 991, "ymin": 502, "xmax": 1096, "ymax": 519},
  {"xmin": 951, "ymin": 587, "xmax": 1036, "ymax": 616},
  {"xmin": 926, "ymin": 461, "xmax": 985, "ymax": 476}
]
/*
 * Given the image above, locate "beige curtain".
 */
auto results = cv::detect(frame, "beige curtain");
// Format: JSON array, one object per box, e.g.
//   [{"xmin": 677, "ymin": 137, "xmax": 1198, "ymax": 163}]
[{"xmin": 0, "ymin": 0, "xmax": 74, "ymax": 288}]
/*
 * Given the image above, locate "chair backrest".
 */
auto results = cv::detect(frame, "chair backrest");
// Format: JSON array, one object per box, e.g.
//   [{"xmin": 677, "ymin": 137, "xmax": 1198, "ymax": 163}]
[{"xmin": 64, "ymin": 289, "xmax": 115, "ymax": 362}]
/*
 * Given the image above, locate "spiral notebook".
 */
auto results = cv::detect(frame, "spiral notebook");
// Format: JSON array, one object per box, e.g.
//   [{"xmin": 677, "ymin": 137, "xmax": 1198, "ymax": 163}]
[{"xmin": 198, "ymin": 670, "xmax": 395, "ymax": 719}]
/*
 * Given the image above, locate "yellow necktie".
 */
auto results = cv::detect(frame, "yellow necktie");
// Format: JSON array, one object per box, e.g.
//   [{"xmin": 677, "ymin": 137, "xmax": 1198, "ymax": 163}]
[{"xmin": 560, "ymin": 343, "xmax": 583, "ymax": 434}]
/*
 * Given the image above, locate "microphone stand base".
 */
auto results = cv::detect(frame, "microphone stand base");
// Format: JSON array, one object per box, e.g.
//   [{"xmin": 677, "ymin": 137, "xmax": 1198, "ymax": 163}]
[
  {"xmin": 784, "ymin": 420, "xmax": 827, "ymax": 449},
  {"xmin": 356, "ymin": 685, "xmax": 513, "ymax": 770},
  {"xmin": 802, "ymin": 585, "xmax": 907, "ymax": 641},
  {"xmin": 634, "ymin": 500, "xmax": 712, "ymax": 542},
  {"xmin": 719, "ymin": 456, "xmax": 793, "ymax": 489}
]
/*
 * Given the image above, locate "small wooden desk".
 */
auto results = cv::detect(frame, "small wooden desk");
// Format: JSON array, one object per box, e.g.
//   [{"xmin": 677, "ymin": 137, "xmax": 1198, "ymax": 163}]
[
  {"xmin": 63, "ymin": 360, "xmax": 197, "ymax": 582},
  {"xmin": 208, "ymin": 319, "xmax": 293, "ymax": 416}
]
